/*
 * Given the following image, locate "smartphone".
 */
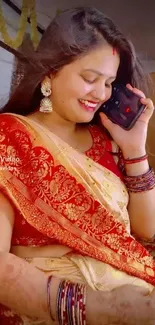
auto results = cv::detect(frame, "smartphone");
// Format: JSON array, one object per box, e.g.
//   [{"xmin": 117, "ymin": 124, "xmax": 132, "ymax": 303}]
[{"xmin": 100, "ymin": 84, "xmax": 146, "ymax": 130}]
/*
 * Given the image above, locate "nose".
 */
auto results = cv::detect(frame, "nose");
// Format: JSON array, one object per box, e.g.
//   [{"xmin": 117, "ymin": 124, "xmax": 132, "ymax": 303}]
[{"xmin": 90, "ymin": 83, "xmax": 107, "ymax": 102}]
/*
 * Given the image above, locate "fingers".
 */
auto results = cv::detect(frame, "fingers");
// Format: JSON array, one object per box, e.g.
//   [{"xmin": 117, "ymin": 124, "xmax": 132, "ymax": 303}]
[
  {"xmin": 126, "ymin": 84, "xmax": 154, "ymax": 122},
  {"xmin": 134, "ymin": 286, "xmax": 150, "ymax": 296},
  {"xmin": 126, "ymin": 84, "xmax": 146, "ymax": 98},
  {"xmin": 150, "ymin": 287, "xmax": 155, "ymax": 297},
  {"xmin": 141, "ymin": 97, "xmax": 155, "ymax": 120},
  {"xmin": 99, "ymin": 112, "xmax": 115, "ymax": 132},
  {"xmin": 118, "ymin": 284, "xmax": 150, "ymax": 296},
  {"xmin": 128, "ymin": 285, "xmax": 150, "ymax": 296}
]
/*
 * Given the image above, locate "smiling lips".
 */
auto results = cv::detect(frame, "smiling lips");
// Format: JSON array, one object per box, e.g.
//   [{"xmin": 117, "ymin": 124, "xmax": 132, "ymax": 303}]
[{"xmin": 79, "ymin": 99, "xmax": 99, "ymax": 112}]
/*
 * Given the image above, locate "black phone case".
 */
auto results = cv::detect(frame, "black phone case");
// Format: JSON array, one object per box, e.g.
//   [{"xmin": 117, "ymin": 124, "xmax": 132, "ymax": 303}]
[{"xmin": 101, "ymin": 84, "xmax": 145, "ymax": 130}]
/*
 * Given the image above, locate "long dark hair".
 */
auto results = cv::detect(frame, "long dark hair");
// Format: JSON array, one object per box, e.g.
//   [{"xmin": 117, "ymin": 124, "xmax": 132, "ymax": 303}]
[{"xmin": 0, "ymin": 6, "xmax": 152, "ymax": 118}]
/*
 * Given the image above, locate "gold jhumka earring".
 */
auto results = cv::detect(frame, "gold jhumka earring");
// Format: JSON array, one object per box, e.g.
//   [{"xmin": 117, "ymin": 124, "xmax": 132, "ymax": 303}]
[{"xmin": 39, "ymin": 80, "xmax": 53, "ymax": 113}]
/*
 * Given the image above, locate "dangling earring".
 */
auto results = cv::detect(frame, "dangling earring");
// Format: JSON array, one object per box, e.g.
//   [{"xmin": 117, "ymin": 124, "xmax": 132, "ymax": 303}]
[{"xmin": 39, "ymin": 80, "xmax": 53, "ymax": 113}]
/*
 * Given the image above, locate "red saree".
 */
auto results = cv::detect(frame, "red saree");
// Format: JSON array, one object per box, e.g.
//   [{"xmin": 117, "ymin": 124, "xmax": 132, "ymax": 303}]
[{"xmin": 0, "ymin": 113, "xmax": 154, "ymax": 324}]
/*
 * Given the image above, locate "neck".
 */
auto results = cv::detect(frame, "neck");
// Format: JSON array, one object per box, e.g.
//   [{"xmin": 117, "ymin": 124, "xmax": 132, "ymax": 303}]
[{"xmin": 30, "ymin": 110, "xmax": 77, "ymax": 140}]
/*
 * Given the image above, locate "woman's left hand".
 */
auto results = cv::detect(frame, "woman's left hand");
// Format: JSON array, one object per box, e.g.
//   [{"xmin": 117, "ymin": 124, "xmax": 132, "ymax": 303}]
[{"xmin": 100, "ymin": 84, "xmax": 154, "ymax": 158}]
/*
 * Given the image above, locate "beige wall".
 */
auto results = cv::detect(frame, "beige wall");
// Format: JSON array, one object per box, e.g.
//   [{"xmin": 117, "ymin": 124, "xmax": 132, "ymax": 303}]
[{"xmin": 147, "ymin": 73, "xmax": 155, "ymax": 170}]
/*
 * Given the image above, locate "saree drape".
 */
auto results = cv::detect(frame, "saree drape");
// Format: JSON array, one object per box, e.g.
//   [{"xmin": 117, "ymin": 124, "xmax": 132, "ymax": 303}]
[{"xmin": 0, "ymin": 113, "xmax": 154, "ymax": 324}]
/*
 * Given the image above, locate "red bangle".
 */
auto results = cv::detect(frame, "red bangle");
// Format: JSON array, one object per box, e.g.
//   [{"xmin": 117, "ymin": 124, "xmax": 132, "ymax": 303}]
[{"xmin": 123, "ymin": 154, "xmax": 148, "ymax": 165}]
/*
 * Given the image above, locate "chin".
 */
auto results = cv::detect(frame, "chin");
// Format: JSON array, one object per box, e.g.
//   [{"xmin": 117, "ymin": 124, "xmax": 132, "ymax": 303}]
[
  {"xmin": 76, "ymin": 118, "xmax": 93, "ymax": 124},
  {"xmin": 75, "ymin": 113, "xmax": 95, "ymax": 124}
]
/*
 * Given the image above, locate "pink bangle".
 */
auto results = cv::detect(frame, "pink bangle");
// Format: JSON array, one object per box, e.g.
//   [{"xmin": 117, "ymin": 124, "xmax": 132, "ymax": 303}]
[
  {"xmin": 47, "ymin": 275, "xmax": 55, "ymax": 322},
  {"xmin": 123, "ymin": 167, "xmax": 155, "ymax": 192},
  {"xmin": 57, "ymin": 280, "xmax": 86, "ymax": 325}
]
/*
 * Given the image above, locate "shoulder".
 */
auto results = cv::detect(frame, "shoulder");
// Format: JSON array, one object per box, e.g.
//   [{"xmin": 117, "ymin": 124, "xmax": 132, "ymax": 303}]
[
  {"xmin": 0, "ymin": 113, "xmax": 21, "ymax": 129},
  {"xmin": 0, "ymin": 113, "xmax": 31, "ymax": 137},
  {"xmin": 0, "ymin": 112, "xmax": 21, "ymax": 122},
  {"xmin": 0, "ymin": 113, "xmax": 33, "ymax": 156}
]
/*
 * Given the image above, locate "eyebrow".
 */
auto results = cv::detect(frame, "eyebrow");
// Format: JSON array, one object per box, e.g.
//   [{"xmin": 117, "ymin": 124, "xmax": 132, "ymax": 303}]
[{"xmin": 83, "ymin": 69, "xmax": 116, "ymax": 79}]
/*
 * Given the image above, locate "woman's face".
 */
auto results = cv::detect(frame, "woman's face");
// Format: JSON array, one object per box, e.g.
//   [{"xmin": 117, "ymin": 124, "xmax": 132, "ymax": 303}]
[{"xmin": 50, "ymin": 43, "xmax": 120, "ymax": 123}]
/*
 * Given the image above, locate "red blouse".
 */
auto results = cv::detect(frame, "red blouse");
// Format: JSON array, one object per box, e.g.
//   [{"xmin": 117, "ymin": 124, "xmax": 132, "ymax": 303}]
[{"xmin": 11, "ymin": 125, "xmax": 122, "ymax": 247}]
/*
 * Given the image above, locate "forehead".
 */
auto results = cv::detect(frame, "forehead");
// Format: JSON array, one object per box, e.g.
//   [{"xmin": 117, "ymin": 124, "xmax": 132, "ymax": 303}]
[{"xmin": 72, "ymin": 44, "xmax": 120, "ymax": 76}]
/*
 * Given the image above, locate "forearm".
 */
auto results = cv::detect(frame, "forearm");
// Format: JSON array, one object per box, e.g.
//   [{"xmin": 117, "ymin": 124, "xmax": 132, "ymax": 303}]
[
  {"xmin": 0, "ymin": 252, "xmax": 154, "ymax": 325},
  {"xmin": 0, "ymin": 252, "xmax": 110, "ymax": 325},
  {"xmin": 123, "ymin": 151, "xmax": 155, "ymax": 239},
  {"xmin": 128, "ymin": 189, "xmax": 155, "ymax": 239},
  {"xmin": 0, "ymin": 252, "xmax": 114, "ymax": 325},
  {"xmin": 0, "ymin": 251, "xmax": 55, "ymax": 322}
]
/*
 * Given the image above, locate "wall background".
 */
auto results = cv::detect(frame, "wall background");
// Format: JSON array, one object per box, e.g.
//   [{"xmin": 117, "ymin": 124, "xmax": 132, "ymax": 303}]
[{"xmin": 0, "ymin": 0, "xmax": 155, "ymax": 97}]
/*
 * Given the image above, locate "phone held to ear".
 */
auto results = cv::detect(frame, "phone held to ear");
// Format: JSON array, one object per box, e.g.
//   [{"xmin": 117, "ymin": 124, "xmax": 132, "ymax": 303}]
[{"xmin": 101, "ymin": 84, "xmax": 146, "ymax": 130}]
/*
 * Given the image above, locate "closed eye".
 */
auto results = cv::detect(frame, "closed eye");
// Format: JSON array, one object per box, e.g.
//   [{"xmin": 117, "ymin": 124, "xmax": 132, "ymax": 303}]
[
  {"xmin": 82, "ymin": 77, "xmax": 96, "ymax": 84},
  {"xmin": 82, "ymin": 76, "xmax": 114, "ymax": 87},
  {"xmin": 105, "ymin": 84, "xmax": 112, "ymax": 88}
]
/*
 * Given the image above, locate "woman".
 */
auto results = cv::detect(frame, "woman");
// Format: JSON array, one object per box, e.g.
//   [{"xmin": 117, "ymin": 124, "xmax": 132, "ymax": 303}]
[{"xmin": 0, "ymin": 6, "xmax": 154, "ymax": 325}]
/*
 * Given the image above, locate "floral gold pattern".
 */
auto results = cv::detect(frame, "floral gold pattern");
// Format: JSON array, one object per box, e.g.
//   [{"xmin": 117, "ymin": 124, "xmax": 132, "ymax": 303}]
[{"xmin": 0, "ymin": 113, "xmax": 154, "ymax": 287}]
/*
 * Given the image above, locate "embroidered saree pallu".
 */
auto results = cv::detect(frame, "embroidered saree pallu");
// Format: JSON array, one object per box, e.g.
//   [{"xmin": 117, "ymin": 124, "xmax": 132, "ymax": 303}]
[{"xmin": 0, "ymin": 113, "xmax": 154, "ymax": 290}]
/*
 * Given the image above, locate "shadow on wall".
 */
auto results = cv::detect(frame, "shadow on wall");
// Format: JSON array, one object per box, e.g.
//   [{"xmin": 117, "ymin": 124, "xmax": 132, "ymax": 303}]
[{"xmin": 147, "ymin": 73, "xmax": 155, "ymax": 171}]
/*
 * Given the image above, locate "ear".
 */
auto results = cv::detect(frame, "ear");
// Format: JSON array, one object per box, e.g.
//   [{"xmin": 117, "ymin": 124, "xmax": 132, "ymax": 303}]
[{"xmin": 41, "ymin": 75, "xmax": 51, "ymax": 87}]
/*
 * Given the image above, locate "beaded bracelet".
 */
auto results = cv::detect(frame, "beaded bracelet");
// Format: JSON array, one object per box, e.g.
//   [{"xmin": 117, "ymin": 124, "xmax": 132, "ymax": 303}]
[
  {"xmin": 123, "ymin": 167, "xmax": 155, "ymax": 192},
  {"xmin": 57, "ymin": 280, "xmax": 86, "ymax": 325}
]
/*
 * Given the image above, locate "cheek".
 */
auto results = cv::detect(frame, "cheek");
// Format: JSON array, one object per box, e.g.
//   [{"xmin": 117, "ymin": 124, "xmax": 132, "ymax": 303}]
[
  {"xmin": 52, "ymin": 74, "xmax": 91, "ymax": 101},
  {"xmin": 105, "ymin": 88, "xmax": 112, "ymax": 101},
  {"xmin": 66, "ymin": 86, "xmax": 91, "ymax": 102}
]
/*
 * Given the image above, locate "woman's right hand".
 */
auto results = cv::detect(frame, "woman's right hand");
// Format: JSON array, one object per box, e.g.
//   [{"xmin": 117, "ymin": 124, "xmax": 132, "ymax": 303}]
[
  {"xmin": 87, "ymin": 284, "xmax": 155, "ymax": 325},
  {"xmin": 108, "ymin": 285, "xmax": 155, "ymax": 325}
]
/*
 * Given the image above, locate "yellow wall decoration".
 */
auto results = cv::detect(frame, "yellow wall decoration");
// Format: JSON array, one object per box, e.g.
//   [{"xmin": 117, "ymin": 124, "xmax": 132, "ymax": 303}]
[
  {"xmin": 0, "ymin": 0, "xmax": 39, "ymax": 49},
  {"xmin": 56, "ymin": 9, "xmax": 62, "ymax": 15}
]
